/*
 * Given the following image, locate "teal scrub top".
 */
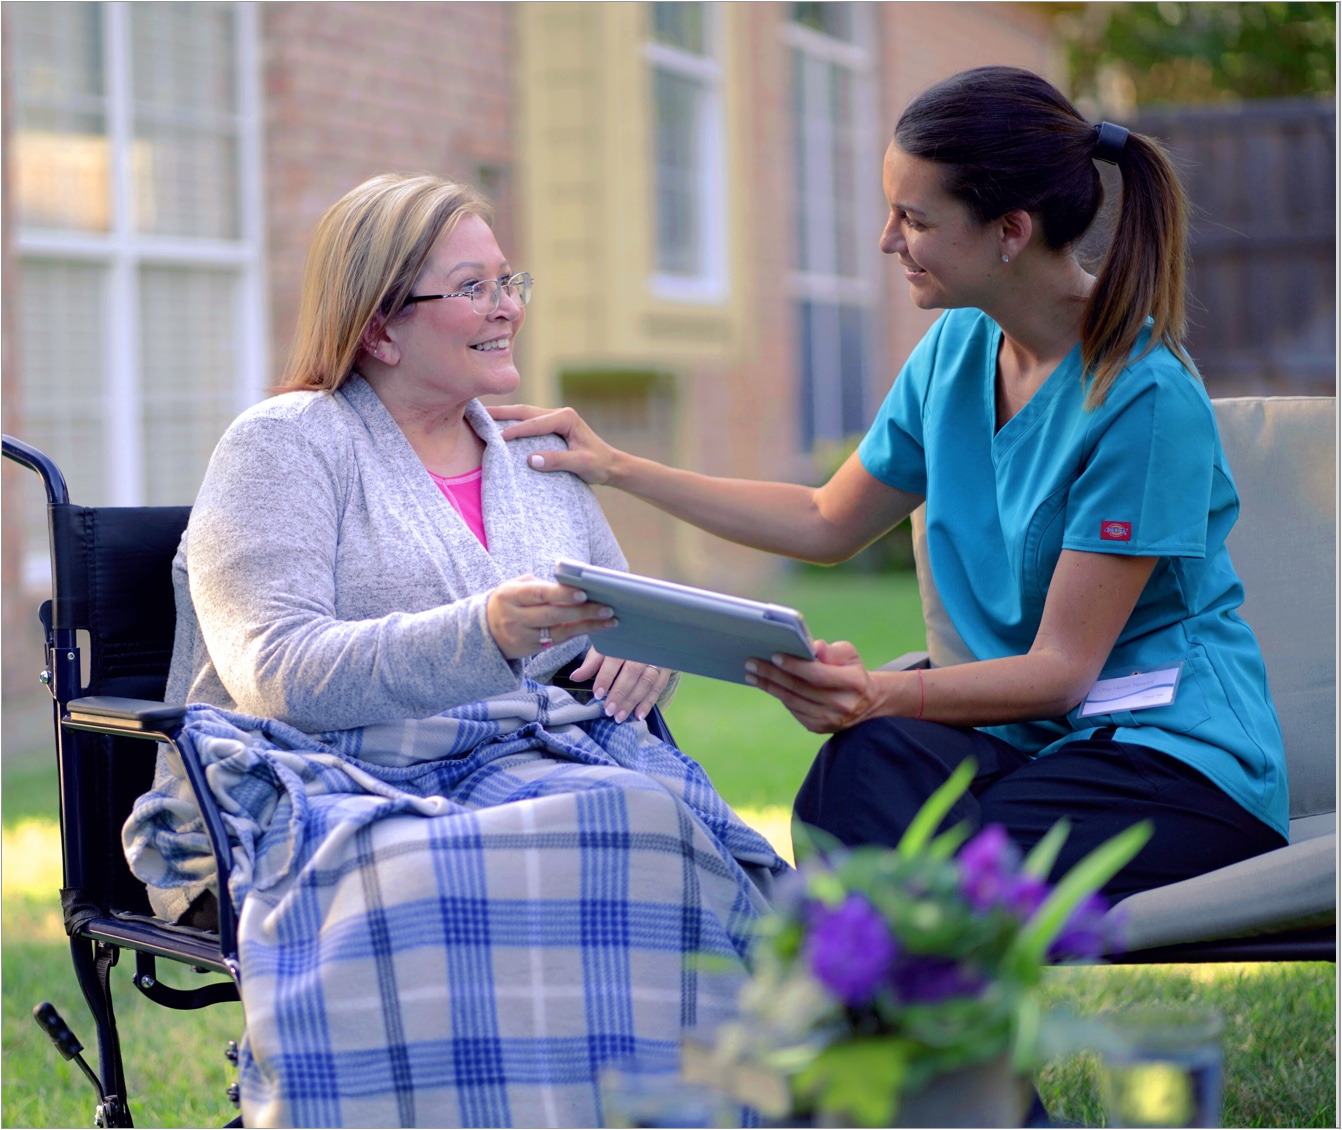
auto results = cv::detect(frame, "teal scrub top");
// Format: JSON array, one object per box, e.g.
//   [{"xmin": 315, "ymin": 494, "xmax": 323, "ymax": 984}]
[{"xmin": 857, "ymin": 308, "xmax": 1288, "ymax": 837}]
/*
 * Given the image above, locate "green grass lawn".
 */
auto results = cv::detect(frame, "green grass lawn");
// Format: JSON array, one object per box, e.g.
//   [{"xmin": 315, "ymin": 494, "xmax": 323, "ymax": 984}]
[
  {"xmin": 662, "ymin": 570, "xmax": 929, "ymax": 810},
  {"xmin": 3, "ymin": 568, "xmax": 1334, "ymax": 1126},
  {"xmin": 1035, "ymin": 963, "xmax": 1337, "ymax": 1128}
]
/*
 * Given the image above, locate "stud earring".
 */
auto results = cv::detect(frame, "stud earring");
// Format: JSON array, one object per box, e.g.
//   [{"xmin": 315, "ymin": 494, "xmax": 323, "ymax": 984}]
[{"xmin": 1001, "ymin": 254, "xmax": 1010, "ymax": 263}]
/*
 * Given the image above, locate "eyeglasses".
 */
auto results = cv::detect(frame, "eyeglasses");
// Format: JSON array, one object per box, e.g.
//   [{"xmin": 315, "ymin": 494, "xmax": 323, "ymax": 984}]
[{"xmin": 403, "ymin": 272, "xmax": 534, "ymax": 315}]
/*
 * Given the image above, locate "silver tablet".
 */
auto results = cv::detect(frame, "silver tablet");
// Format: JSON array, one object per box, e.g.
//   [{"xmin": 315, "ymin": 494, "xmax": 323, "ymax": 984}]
[{"xmin": 553, "ymin": 559, "xmax": 815, "ymax": 684}]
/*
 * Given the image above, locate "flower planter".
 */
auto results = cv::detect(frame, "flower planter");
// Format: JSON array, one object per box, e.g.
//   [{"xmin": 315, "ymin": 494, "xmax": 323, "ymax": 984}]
[
  {"xmin": 689, "ymin": 1044, "xmax": 1029, "ymax": 1129},
  {"xmin": 689, "ymin": 765, "xmax": 1151, "ymax": 1129},
  {"xmin": 886, "ymin": 1055, "xmax": 1030, "ymax": 1128}
]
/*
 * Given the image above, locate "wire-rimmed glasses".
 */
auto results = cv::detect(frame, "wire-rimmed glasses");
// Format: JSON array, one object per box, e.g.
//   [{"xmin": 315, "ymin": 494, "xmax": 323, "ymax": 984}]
[{"xmin": 403, "ymin": 272, "xmax": 533, "ymax": 315}]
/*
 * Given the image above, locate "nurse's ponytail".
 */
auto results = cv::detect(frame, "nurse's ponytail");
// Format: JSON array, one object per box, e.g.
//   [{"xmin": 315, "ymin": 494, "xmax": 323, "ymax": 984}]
[
  {"xmin": 1081, "ymin": 128, "xmax": 1193, "ymax": 408},
  {"xmin": 895, "ymin": 66, "xmax": 1195, "ymax": 409}
]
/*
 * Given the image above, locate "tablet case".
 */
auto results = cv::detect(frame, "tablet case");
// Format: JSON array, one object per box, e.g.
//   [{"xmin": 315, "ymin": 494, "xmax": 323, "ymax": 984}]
[{"xmin": 552, "ymin": 559, "xmax": 815, "ymax": 684}]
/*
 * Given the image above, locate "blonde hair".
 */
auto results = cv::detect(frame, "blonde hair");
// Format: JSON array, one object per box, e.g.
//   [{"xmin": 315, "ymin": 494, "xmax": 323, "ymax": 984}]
[{"xmin": 280, "ymin": 173, "xmax": 494, "ymax": 391}]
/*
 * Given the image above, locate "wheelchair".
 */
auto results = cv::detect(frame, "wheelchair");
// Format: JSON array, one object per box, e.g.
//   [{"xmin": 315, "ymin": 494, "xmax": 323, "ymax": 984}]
[
  {"xmin": 6, "ymin": 434, "xmax": 242, "ymax": 1127},
  {"xmin": 5, "ymin": 432, "xmax": 681, "ymax": 1127}
]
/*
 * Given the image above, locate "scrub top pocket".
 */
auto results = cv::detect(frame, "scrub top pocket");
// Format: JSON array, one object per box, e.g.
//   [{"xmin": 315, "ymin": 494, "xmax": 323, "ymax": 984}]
[{"xmin": 1068, "ymin": 654, "xmax": 1212, "ymax": 735}]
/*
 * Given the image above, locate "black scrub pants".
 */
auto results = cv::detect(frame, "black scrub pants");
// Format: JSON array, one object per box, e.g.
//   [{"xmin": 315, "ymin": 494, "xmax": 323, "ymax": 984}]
[{"xmin": 793, "ymin": 717, "xmax": 1286, "ymax": 898}]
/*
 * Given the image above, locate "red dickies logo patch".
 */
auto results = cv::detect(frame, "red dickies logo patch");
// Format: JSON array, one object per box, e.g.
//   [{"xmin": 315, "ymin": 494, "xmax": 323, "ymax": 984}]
[{"xmin": 1101, "ymin": 521, "xmax": 1132, "ymax": 542}]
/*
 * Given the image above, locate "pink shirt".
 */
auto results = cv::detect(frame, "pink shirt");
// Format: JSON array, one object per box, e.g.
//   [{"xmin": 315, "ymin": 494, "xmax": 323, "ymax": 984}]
[{"xmin": 428, "ymin": 467, "xmax": 488, "ymax": 550}]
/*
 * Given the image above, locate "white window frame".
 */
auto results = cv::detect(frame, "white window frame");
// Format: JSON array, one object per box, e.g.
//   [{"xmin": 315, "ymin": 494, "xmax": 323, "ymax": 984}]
[
  {"xmin": 782, "ymin": 4, "xmax": 882, "ymax": 448},
  {"xmin": 15, "ymin": 0, "xmax": 268, "ymax": 510},
  {"xmin": 645, "ymin": 3, "xmax": 729, "ymax": 305},
  {"xmin": 781, "ymin": 10, "xmax": 879, "ymax": 303}
]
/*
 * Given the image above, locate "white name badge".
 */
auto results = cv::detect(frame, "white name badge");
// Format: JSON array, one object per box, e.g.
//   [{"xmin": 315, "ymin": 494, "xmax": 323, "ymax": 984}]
[{"xmin": 1079, "ymin": 664, "xmax": 1183, "ymax": 718}]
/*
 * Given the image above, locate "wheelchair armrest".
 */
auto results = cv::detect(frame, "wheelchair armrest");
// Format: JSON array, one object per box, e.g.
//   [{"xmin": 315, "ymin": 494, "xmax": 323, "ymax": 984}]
[
  {"xmin": 63, "ymin": 696, "xmax": 186, "ymax": 736},
  {"xmin": 62, "ymin": 695, "xmax": 239, "ymax": 968},
  {"xmin": 874, "ymin": 651, "xmax": 931, "ymax": 672}
]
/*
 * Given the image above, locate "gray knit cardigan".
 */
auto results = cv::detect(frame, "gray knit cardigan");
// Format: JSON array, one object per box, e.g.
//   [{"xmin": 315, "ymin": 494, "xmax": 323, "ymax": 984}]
[{"xmin": 163, "ymin": 373, "xmax": 627, "ymax": 732}]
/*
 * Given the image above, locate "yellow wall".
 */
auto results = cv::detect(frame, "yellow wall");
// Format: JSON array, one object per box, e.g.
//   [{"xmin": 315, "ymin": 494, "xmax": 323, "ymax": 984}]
[
  {"xmin": 518, "ymin": 1, "xmax": 778, "ymax": 589},
  {"xmin": 517, "ymin": 1, "xmax": 749, "ymax": 403}
]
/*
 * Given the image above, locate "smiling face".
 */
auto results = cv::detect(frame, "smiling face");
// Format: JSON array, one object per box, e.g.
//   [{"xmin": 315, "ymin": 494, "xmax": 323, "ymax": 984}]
[
  {"xmin": 879, "ymin": 143, "xmax": 1002, "ymax": 311},
  {"xmin": 383, "ymin": 213, "xmax": 524, "ymax": 407}
]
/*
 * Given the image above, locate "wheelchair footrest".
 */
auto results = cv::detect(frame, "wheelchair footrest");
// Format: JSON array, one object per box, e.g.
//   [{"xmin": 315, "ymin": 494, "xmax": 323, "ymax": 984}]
[
  {"xmin": 134, "ymin": 951, "xmax": 239, "ymax": 1009},
  {"xmin": 132, "ymin": 970, "xmax": 239, "ymax": 1010}
]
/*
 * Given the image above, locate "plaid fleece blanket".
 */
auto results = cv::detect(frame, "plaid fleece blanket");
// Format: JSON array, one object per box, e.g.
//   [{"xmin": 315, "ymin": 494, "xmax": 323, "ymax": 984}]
[{"xmin": 124, "ymin": 685, "xmax": 787, "ymax": 1128}]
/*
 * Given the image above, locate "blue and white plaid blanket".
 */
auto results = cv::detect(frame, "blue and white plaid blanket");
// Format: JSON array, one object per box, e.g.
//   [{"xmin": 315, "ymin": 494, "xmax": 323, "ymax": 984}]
[{"xmin": 124, "ymin": 685, "xmax": 787, "ymax": 1128}]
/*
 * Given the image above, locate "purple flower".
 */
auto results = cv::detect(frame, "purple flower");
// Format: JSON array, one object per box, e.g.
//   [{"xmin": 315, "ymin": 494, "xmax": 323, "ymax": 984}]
[
  {"xmin": 804, "ymin": 893, "xmax": 898, "ymax": 1006},
  {"xmin": 957, "ymin": 825, "xmax": 1022, "ymax": 912},
  {"xmin": 1005, "ymin": 872, "xmax": 1051, "ymax": 920},
  {"xmin": 890, "ymin": 954, "xmax": 987, "ymax": 1004},
  {"xmin": 1049, "ymin": 892, "xmax": 1121, "ymax": 961}
]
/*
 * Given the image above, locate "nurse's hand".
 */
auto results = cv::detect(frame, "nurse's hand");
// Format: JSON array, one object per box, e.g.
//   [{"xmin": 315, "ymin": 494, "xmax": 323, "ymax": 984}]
[
  {"xmin": 487, "ymin": 403, "xmax": 622, "ymax": 486},
  {"xmin": 571, "ymin": 646, "xmax": 673, "ymax": 723},
  {"xmin": 745, "ymin": 639, "xmax": 887, "ymax": 733}
]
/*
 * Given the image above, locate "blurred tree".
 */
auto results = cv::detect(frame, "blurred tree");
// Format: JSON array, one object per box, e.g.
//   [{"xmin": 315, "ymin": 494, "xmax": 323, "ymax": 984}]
[{"xmin": 1049, "ymin": 2, "xmax": 1336, "ymax": 116}]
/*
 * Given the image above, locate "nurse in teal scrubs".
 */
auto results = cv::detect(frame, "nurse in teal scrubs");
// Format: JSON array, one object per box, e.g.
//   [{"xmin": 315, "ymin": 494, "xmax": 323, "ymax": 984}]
[{"xmin": 492, "ymin": 66, "xmax": 1288, "ymax": 895}]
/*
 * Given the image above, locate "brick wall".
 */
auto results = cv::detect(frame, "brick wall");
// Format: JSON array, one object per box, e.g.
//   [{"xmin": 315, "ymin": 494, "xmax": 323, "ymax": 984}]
[
  {"xmin": 672, "ymin": 1, "xmax": 801, "ymax": 595},
  {"xmin": 875, "ymin": 3, "xmax": 1063, "ymax": 402},
  {"xmin": 262, "ymin": 2, "xmax": 518, "ymax": 384}
]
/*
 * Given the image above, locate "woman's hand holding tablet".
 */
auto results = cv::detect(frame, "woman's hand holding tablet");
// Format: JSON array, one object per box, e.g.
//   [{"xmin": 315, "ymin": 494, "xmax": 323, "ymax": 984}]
[{"xmin": 552, "ymin": 559, "xmax": 815, "ymax": 685}]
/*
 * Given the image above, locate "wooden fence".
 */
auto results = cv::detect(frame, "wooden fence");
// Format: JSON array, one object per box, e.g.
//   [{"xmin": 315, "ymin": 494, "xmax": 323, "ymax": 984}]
[{"xmin": 1132, "ymin": 98, "xmax": 1335, "ymax": 396}]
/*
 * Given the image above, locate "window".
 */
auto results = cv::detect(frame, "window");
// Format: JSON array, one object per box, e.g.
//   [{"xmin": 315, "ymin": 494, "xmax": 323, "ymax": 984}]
[
  {"xmin": 784, "ymin": 2, "xmax": 877, "ymax": 452},
  {"xmin": 646, "ymin": 2, "xmax": 727, "ymax": 302},
  {"xmin": 11, "ymin": 1, "xmax": 266, "ymax": 586}
]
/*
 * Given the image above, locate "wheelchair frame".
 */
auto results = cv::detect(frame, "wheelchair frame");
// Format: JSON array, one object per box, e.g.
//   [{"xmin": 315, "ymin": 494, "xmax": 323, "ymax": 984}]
[{"xmin": 6, "ymin": 435, "xmax": 242, "ymax": 1127}]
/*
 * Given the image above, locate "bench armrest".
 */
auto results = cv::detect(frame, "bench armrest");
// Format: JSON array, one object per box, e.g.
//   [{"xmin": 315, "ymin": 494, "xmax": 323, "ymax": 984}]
[{"xmin": 1109, "ymin": 833, "xmax": 1336, "ymax": 954}]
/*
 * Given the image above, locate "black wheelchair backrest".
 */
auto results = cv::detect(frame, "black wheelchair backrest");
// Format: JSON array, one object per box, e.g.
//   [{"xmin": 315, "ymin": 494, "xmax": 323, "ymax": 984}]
[
  {"xmin": 43, "ymin": 503, "xmax": 191, "ymax": 914},
  {"xmin": 49, "ymin": 504, "xmax": 192, "ymax": 702}
]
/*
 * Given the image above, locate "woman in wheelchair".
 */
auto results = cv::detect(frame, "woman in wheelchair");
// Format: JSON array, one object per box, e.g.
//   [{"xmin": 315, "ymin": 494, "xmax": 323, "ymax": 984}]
[{"xmin": 123, "ymin": 173, "xmax": 787, "ymax": 1128}]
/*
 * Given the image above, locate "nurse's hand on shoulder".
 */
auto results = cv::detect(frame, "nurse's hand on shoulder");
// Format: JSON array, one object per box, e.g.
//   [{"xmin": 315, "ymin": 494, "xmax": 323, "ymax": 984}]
[
  {"xmin": 487, "ymin": 403, "xmax": 620, "ymax": 486},
  {"xmin": 745, "ymin": 640, "xmax": 885, "ymax": 734}
]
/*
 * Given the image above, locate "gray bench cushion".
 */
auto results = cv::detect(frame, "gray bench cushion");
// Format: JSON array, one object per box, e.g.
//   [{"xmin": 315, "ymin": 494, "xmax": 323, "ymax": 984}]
[
  {"xmin": 909, "ymin": 396, "xmax": 1336, "ymax": 949},
  {"xmin": 1111, "ymin": 833, "xmax": 1336, "ymax": 950},
  {"xmin": 1215, "ymin": 396, "xmax": 1336, "ymax": 833}
]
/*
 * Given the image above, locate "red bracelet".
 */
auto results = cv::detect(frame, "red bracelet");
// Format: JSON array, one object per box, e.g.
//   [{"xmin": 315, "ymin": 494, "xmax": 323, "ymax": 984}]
[{"xmin": 915, "ymin": 668, "xmax": 925, "ymax": 720}]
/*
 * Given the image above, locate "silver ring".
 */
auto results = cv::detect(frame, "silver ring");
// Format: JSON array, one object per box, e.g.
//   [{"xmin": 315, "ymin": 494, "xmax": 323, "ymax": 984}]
[
  {"xmin": 538, "ymin": 625, "xmax": 553, "ymax": 648},
  {"xmin": 646, "ymin": 665, "xmax": 659, "ymax": 674}
]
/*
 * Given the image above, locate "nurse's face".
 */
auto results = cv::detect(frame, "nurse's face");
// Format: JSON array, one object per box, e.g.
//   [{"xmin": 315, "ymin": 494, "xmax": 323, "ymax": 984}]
[{"xmin": 879, "ymin": 143, "xmax": 1002, "ymax": 311}]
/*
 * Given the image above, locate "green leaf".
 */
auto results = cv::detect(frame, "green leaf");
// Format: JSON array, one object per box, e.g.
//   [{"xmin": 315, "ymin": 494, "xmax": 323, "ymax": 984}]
[
  {"xmin": 1007, "ymin": 820, "xmax": 1153, "ymax": 972},
  {"xmin": 687, "ymin": 952, "xmax": 739, "ymax": 975},
  {"xmin": 1021, "ymin": 818, "xmax": 1070, "ymax": 879},
  {"xmin": 771, "ymin": 920, "xmax": 804, "ymax": 961},
  {"xmin": 897, "ymin": 757, "xmax": 976, "ymax": 857},
  {"xmin": 791, "ymin": 816, "xmax": 845, "ymax": 864},
  {"xmin": 794, "ymin": 1037, "xmax": 912, "ymax": 1127},
  {"xmin": 1011, "ymin": 992, "xmax": 1042, "ymax": 1072},
  {"xmin": 927, "ymin": 820, "xmax": 973, "ymax": 861},
  {"xmin": 806, "ymin": 870, "xmax": 847, "ymax": 908}
]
